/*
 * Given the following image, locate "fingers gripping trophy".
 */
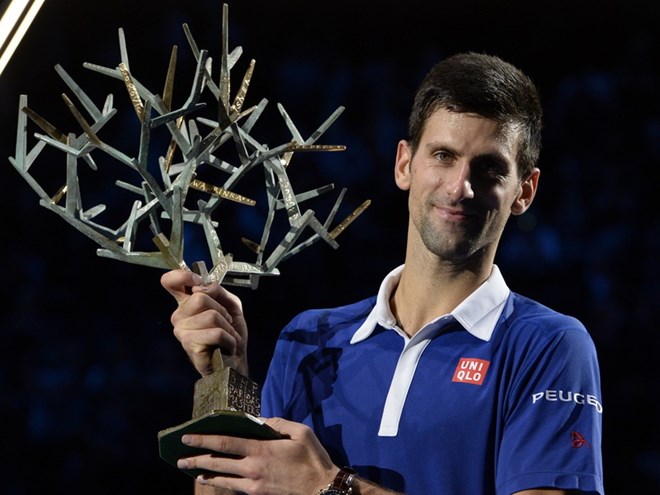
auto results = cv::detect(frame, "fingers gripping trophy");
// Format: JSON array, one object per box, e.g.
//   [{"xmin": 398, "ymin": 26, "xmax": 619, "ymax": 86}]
[{"xmin": 9, "ymin": 3, "xmax": 369, "ymax": 477}]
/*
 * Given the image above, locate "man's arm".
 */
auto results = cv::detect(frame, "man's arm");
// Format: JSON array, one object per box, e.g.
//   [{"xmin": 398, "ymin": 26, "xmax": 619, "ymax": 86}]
[
  {"xmin": 191, "ymin": 482, "xmax": 572, "ymax": 494},
  {"xmin": 177, "ymin": 418, "xmax": 410, "ymax": 495},
  {"xmin": 179, "ymin": 419, "xmax": 574, "ymax": 495},
  {"xmin": 190, "ymin": 467, "xmax": 575, "ymax": 495}
]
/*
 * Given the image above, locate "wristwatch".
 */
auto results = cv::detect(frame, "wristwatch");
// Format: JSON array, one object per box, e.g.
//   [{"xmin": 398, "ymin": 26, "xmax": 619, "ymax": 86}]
[{"xmin": 318, "ymin": 466, "xmax": 357, "ymax": 494}]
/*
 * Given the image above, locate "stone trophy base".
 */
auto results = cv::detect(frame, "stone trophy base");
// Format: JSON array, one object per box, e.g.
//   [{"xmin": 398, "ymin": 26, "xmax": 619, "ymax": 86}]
[
  {"xmin": 158, "ymin": 360, "xmax": 281, "ymax": 478},
  {"xmin": 158, "ymin": 409, "xmax": 281, "ymax": 478}
]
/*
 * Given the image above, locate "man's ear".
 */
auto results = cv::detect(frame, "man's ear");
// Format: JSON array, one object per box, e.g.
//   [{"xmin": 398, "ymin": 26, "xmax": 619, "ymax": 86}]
[
  {"xmin": 511, "ymin": 167, "xmax": 540, "ymax": 215},
  {"xmin": 395, "ymin": 140, "xmax": 413, "ymax": 191}
]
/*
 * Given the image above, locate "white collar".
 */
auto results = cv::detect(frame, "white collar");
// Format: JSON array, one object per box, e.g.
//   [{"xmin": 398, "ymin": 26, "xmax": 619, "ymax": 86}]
[{"xmin": 351, "ymin": 264, "xmax": 510, "ymax": 344}]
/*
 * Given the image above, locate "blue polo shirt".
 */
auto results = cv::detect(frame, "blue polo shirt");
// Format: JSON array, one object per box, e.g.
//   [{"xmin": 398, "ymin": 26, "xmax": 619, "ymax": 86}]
[{"xmin": 261, "ymin": 266, "xmax": 604, "ymax": 495}]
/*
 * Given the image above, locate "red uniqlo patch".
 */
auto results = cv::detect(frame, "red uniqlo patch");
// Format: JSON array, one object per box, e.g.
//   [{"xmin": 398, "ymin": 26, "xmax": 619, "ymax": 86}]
[{"xmin": 452, "ymin": 358, "xmax": 490, "ymax": 385}]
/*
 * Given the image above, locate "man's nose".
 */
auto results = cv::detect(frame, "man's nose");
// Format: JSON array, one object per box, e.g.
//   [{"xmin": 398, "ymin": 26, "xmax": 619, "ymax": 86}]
[{"xmin": 446, "ymin": 163, "xmax": 474, "ymax": 201}]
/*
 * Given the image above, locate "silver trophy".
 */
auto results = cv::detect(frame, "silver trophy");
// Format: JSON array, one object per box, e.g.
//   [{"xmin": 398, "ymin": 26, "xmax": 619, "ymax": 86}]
[{"xmin": 8, "ymin": 3, "xmax": 368, "ymax": 477}]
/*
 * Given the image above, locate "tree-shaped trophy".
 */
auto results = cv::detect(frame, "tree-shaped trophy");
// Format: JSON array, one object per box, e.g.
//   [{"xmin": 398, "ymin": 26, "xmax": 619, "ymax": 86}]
[{"xmin": 9, "ymin": 3, "xmax": 369, "ymax": 478}]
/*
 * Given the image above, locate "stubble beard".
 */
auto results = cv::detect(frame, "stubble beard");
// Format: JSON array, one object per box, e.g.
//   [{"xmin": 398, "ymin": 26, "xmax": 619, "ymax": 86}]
[
  {"xmin": 414, "ymin": 204, "xmax": 508, "ymax": 269},
  {"xmin": 416, "ymin": 214, "xmax": 479, "ymax": 263}
]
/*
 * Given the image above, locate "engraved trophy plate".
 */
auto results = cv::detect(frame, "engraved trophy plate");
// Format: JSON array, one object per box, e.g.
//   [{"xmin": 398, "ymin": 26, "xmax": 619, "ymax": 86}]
[
  {"xmin": 193, "ymin": 364, "xmax": 262, "ymax": 419},
  {"xmin": 8, "ymin": 3, "xmax": 369, "ymax": 478}
]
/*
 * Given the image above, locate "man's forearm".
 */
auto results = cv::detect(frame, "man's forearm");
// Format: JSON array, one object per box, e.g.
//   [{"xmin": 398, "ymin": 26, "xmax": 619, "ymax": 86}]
[{"xmin": 191, "ymin": 472, "xmax": 403, "ymax": 495}]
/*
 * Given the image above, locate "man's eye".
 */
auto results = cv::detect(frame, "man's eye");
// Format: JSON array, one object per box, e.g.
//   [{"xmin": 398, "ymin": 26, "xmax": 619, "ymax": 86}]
[
  {"xmin": 475, "ymin": 159, "xmax": 506, "ymax": 178},
  {"xmin": 433, "ymin": 151, "xmax": 452, "ymax": 162},
  {"xmin": 484, "ymin": 164, "xmax": 503, "ymax": 175}
]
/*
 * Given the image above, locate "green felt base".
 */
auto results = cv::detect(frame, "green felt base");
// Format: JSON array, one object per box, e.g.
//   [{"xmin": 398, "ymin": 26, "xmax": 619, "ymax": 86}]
[{"xmin": 158, "ymin": 410, "xmax": 282, "ymax": 478}]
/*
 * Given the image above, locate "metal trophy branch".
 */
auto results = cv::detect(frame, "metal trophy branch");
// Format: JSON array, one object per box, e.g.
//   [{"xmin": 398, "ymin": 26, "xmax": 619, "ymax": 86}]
[{"xmin": 9, "ymin": 3, "xmax": 369, "ymax": 288}]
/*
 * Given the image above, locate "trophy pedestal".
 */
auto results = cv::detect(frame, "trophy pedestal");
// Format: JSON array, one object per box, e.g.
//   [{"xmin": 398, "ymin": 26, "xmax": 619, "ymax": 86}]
[
  {"xmin": 158, "ymin": 409, "xmax": 281, "ymax": 478},
  {"xmin": 158, "ymin": 357, "xmax": 281, "ymax": 477}
]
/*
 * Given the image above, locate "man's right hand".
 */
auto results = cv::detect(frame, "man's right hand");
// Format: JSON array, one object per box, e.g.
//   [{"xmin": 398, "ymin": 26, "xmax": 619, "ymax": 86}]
[{"xmin": 161, "ymin": 269, "xmax": 249, "ymax": 377}]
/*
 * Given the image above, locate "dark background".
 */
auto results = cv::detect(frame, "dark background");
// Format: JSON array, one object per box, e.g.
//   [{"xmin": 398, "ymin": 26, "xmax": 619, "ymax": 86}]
[{"xmin": 1, "ymin": 0, "xmax": 658, "ymax": 493}]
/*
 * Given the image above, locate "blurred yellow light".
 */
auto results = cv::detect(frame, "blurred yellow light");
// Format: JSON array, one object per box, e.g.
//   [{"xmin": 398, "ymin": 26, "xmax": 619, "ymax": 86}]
[{"xmin": 0, "ymin": 0, "xmax": 45, "ymax": 76}]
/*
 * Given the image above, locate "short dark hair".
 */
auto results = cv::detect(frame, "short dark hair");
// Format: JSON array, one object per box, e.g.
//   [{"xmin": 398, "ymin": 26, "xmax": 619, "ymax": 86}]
[{"xmin": 408, "ymin": 52, "xmax": 543, "ymax": 179}]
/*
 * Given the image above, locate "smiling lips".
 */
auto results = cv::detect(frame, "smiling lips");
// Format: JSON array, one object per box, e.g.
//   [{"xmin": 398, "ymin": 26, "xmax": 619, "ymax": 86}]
[{"xmin": 433, "ymin": 204, "xmax": 476, "ymax": 222}]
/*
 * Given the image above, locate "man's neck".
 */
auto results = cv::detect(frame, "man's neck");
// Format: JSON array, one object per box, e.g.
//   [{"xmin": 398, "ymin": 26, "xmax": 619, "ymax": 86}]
[{"xmin": 390, "ymin": 254, "xmax": 493, "ymax": 337}]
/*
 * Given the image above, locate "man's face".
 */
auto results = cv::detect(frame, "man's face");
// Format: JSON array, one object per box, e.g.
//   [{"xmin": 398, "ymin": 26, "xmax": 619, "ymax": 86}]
[{"xmin": 395, "ymin": 107, "xmax": 539, "ymax": 265}]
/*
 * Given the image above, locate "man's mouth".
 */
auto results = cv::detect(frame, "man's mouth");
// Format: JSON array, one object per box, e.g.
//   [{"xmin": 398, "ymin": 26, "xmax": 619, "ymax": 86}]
[{"xmin": 433, "ymin": 205, "xmax": 475, "ymax": 222}]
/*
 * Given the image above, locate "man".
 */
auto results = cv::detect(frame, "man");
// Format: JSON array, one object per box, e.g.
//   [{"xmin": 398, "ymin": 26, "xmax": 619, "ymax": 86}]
[{"xmin": 161, "ymin": 53, "xmax": 604, "ymax": 495}]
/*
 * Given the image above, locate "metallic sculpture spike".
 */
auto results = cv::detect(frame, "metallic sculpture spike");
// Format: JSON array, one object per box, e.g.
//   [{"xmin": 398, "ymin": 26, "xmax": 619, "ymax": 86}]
[{"xmin": 9, "ymin": 3, "xmax": 370, "ymax": 288}]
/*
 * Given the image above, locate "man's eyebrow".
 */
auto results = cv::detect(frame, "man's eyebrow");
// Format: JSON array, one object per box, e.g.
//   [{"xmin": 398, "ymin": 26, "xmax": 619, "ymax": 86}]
[
  {"xmin": 424, "ymin": 141, "xmax": 460, "ymax": 154},
  {"xmin": 474, "ymin": 151, "xmax": 509, "ymax": 163}
]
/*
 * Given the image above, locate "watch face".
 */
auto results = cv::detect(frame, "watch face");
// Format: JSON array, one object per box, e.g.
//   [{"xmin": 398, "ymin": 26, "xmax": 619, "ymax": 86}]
[{"xmin": 320, "ymin": 491, "xmax": 347, "ymax": 495}]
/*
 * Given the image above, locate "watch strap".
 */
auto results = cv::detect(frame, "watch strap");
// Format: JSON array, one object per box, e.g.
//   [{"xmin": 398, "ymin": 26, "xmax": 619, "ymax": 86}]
[{"xmin": 320, "ymin": 466, "xmax": 356, "ymax": 494}]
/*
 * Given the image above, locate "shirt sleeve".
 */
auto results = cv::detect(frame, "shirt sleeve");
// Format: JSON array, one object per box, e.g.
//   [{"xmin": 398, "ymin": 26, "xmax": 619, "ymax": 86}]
[
  {"xmin": 496, "ymin": 323, "xmax": 605, "ymax": 495},
  {"xmin": 260, "ymin": 321, "xmax": 294, "ymax": 418},
  {"xmin": 260, "ymin": 310, "xmax": 317, "ymax": 421}
]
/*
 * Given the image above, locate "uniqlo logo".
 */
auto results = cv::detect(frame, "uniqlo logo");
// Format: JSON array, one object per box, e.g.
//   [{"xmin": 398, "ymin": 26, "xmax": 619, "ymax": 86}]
[{"xmin": 452, "ymin": 358, "xmax": 490, "ymax": 385}]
